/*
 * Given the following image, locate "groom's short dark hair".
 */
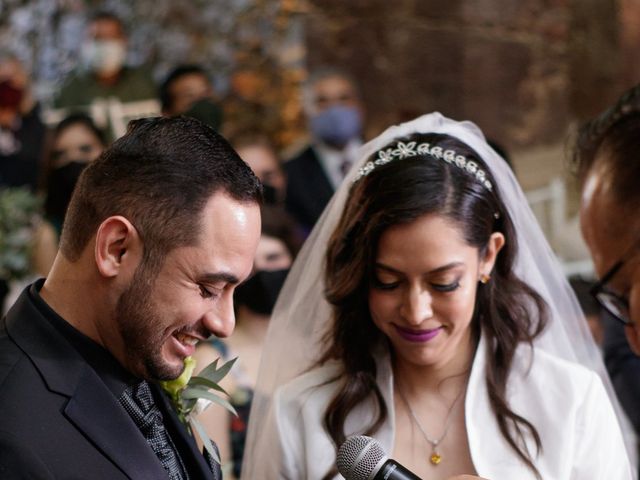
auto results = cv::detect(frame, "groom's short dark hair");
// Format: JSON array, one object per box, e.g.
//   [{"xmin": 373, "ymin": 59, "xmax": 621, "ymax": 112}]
[{"xmin": 60, "ymin": 116, "xmax": 262, "ymax": 264}]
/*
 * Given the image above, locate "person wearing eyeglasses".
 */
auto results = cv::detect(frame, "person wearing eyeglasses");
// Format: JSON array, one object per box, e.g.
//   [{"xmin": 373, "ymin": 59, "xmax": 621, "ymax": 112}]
[
  {"xmin": 575, "ymin": 85, "xmax": 640, "ymax": 474},
  {"xmin": 575, "ymin": 84, "xmax": 640, "ymax": 351}
]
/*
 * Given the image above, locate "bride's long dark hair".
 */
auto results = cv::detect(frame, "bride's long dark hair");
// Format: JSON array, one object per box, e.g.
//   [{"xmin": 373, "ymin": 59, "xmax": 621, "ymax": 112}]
[{"xmin": 320, "ymin": 133, "xmax": 548, "ymax": 479}]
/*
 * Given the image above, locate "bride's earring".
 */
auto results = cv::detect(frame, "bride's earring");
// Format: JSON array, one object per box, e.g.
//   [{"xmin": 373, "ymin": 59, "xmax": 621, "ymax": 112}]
[{"xmin": 479, "ymin": 273, "xmax": 491, "ymax": 284}]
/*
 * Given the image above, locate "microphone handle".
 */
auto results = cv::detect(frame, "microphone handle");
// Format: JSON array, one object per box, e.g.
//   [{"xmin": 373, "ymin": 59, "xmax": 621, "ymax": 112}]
[{"xmin": 372, "ymin": 459, "xmax": 422, "ymax": 480}]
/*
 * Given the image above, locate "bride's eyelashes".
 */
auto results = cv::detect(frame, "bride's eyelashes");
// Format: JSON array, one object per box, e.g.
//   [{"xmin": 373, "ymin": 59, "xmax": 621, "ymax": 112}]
[{"xmin": 371, "ymin": 276, "xmax": 461, "ymax": 293}]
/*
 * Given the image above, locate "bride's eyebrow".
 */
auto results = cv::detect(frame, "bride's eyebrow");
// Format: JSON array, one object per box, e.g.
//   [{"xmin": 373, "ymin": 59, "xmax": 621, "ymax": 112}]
[{"xmin": 374, "ymin": 261, "xmax": 463, "ymax": 275}]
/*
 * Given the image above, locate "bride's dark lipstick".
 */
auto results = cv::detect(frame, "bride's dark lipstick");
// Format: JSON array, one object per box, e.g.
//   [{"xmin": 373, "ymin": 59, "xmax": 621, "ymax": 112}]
[{"xmin": 394, "ymin": 325, "xmax": 442, "ymax": 342}]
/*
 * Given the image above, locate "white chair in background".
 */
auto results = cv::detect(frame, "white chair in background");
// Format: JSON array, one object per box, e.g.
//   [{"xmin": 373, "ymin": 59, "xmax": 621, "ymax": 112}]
[
  {"xmin": 41, "ymin": 108, "xmax": 70, "ymax": 128},
  {"xmin": 42, "ymin": 97, "xmax": 161, "ymax": 139},
  {"xmin": 525, "ymin": 177, "xmax": 594, "ymax": 278},
  {"xmin": 107, "ymin": 98, "xmax": 161, "ymax": 138},
  {"xmin": 41, "ymin": 98, "xmax": 111, "ymax": 131},
  {"xmin": 525, "ymin": 177, "xmax": 567, "ymax": 249}
]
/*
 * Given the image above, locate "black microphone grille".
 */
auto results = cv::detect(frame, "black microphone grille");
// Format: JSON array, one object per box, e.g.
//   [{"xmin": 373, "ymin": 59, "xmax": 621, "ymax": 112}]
[{"xmin": 336, "ymin": 435, "xmax": 387, "ymax": 480}]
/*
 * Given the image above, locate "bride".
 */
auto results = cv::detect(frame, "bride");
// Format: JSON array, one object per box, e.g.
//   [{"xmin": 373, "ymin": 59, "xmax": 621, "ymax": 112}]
[{"xmin": 241, "ymin": 113, "xmax": 635, "ymax": 479}]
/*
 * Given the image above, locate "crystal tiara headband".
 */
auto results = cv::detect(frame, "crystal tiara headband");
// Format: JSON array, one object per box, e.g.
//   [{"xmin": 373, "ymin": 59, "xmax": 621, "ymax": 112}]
[{"xmin": 354, "ymin": 141, "xmax": 493, "ymax": 191}]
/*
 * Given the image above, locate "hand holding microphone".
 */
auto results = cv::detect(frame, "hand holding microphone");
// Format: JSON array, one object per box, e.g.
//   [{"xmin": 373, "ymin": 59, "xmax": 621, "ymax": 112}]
[{"xmin": 337, "ymin": 436, "xmax": 488, "ymax": 480}]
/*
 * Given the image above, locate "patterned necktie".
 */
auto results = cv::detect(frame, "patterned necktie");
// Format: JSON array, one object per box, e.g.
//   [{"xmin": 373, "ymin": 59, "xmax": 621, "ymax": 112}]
[{"xmin": 119, "ymin": 381, "xmax": 188, "ymax": 480}]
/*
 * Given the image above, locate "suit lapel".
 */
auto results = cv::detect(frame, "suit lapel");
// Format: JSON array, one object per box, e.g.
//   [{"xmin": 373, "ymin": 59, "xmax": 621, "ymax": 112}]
[
  {"xmin": 64, "ymin": 369, "xmax": 168, "ymax": 479},
  {"xmin": 6, "ymin": 286, "xmax": 167, "ymax": 480},
  {"xmin": 306, "ymin": 147, "xmax": 335, "ymax": 200}
]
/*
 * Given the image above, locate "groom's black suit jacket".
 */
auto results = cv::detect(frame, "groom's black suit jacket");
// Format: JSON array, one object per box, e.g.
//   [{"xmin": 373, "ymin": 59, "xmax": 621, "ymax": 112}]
[{"xmin": 0, "ymin": 284, "xmax": 216, "ymax": 479}]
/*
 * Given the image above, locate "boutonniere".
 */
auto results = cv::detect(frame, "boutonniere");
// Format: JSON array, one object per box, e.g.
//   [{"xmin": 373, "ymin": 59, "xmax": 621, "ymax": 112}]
[{"xmin": 160, "ymin": 356, "xmax": 237, "ymax": 463}]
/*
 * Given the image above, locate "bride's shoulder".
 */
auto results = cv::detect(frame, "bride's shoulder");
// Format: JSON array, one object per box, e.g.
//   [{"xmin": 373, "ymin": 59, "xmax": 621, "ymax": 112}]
[{"xmin": 511, "ymin": 342, "xmax": 602, "ymax": 395}]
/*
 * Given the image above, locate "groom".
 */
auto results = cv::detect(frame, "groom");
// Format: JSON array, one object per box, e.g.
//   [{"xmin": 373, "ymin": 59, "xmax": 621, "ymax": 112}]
[{"xmin": 0, "ymin": 117, "xmax": 261, "ymax": 478}]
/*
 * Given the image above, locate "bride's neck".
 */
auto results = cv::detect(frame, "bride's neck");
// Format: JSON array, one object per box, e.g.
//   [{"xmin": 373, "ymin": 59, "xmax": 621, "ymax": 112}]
[{"xmin": 393, "ymin": 332, "xmax": 476, "ymax": 397}]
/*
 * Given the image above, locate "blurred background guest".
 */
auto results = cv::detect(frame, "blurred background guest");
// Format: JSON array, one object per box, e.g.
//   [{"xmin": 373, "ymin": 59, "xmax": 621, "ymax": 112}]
[
  {"xmin": 53, "ymin": 11, "xmax": 155, "ymax": 109},
  {"xmin": 603, "ymin": 319, "xmax": 640, "ymax": 447},
  {"xmin": 159, "ymin": 64, "xmax": 223, "ymax": 131},
  {"xmin": 284, "ymin": 67, "xmax": 364, "ymax": 233},
  {"xmin": 0, "ymin": 54, "xmax": 45, "ymax": 311},
  {"xmin": 574, "ymin": 84, "xmax": 640, "ymax": 473},
  {"xmin": 193, "ymin": 205, "xmax": 298, "ymax": 479},
  {"xmin": 32, "ymin": 113, "xmax": 106, "ymax": 276},
  {"xmin": 222, "ymin": 61, "xmax": 285, "ymax": 147},
  {"xmin": 230, "ymin": 132, "xmax": 287, "ymax": 206},
  {"xmin": 576, "ymin": 84, "xmax": 640, "ymax": 342},
  {"xmin": 0, "ymin": 54, "xmax": 45, "ymax": 191}
]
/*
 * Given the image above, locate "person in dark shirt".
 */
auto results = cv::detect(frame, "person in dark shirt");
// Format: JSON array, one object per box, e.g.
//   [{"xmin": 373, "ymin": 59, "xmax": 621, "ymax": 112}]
[
  {"xmin": 576, "ymin": 84, "xmax": 640, "ymax": 350},
  {"xmin": 284, "ymin": 67, "xmax": 365, "ymax": 232},
  {"xmin": 0, "ymin": 54, "xmax": 46, "ymax": 315},
  {"xmin": 0, "ymin": 116, "xmax": 262, "ymax": 479},
  {"xmin": 159, "ymin": 64, "xmax": 224, "ymax": 131},
  {"xmin": 0, "ymin": 54, "xmax": 45, "ymax": 190},
  {"xmin": 32, "ymin": 113, "xmax": 107, "ymax": 277},
  {"xmin": 576, "ymin": 84, "xmax": 640, "ymax": 477}
]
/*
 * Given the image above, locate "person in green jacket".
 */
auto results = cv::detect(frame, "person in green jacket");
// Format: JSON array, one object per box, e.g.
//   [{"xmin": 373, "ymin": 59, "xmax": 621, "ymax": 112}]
[{"xmin": 54, "ymin": 11, "xmax": 156, "ymax": 109}]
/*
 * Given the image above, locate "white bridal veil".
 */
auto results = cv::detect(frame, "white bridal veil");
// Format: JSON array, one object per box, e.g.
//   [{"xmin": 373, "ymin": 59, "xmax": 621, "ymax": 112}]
[{"xmin": 241, "ymin": 112, "xmax": 637, "ymax": 478}]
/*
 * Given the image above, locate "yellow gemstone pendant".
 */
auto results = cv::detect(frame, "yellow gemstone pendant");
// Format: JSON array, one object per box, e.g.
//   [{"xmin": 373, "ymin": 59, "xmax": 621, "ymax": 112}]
[{"xmin": 430, "ymin": 452, "xmax": 442, "ymax": 465}]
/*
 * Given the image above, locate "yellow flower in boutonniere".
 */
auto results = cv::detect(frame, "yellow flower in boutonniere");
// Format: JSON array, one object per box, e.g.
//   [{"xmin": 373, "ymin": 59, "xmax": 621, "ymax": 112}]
[
  {"xmin": 160, "ymin": 355, "xmax": 237, "ymax": 464},
  {"xmin": 161, "ymin": 356, "xmax": 197, "ymax": 397}
]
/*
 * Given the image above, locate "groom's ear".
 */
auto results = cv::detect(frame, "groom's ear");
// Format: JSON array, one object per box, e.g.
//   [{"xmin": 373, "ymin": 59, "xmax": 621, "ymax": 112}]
[{"xmin": 94, "ymin": 216, "xmax": 143, "ymax": 278}]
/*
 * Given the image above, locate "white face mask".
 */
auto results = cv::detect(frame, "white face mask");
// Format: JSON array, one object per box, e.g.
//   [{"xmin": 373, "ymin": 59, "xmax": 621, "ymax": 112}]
[{"xmin": 83, "ymin": 39, "xmax": 126, "ymax": 75}]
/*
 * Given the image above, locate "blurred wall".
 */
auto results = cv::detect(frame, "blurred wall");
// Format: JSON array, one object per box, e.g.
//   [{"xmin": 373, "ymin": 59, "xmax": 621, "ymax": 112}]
[
  {"xmin": 1, "ymin": 0, "xmax": 639, "ymax": 156},
  {"xmin": 0, "ymin": 0, "xmax": 307, "ymax": 146},
  {"xmin": 304, "ymin": 0, "xmax": 639, "ymax": 153}
]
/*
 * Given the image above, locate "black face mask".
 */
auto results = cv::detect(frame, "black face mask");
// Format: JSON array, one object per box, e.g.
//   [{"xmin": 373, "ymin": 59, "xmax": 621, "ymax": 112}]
[
  {"xmin": 45, "ymin": 161, "xmax": 88, "ymax": 220},
  {"xmin": 184, "ymin": 98, "xmax": 224, "ymax": 131},
  {"xmin": 261, "ymin": 182, "xmax": 279, "ymax": 205},
  {"xmin": 234, "ymin": 268, "xmax": 289, "ymax": 315}
]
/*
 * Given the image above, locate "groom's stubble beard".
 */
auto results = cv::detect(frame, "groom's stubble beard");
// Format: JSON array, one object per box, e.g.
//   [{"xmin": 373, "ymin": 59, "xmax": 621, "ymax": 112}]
[{"xmin": 115, "ymin": 259, "xmax": 183, "ymax": 381}]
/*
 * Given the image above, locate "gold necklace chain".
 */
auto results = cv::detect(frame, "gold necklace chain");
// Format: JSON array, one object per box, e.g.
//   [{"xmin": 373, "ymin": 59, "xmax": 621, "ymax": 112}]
[{"xmin": 397, "ymin": 384, "xmax": 466, "ymax": 466}]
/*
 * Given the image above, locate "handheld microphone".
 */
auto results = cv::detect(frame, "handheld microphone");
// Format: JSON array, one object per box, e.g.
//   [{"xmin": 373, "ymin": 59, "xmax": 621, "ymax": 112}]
[{"xmin": 337, "ymin": 435, "xmax": 421, "ymax": 480}]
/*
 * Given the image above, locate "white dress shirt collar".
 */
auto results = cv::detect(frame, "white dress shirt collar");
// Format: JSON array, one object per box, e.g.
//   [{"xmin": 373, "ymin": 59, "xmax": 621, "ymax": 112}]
[{"xmin": 314, "ymin": 138, "xmax": 363, "ymax": 190}]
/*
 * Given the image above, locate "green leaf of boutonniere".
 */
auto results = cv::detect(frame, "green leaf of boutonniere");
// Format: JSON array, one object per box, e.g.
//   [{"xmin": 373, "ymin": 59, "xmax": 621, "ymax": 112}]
[
  {"xmin": 198, "ymin": 356, "xmax": 236, "ymax": 384},
  {"xmin": 186, "ymin": 376, "xmax": 227, "ymax": 393},
  {"xmin": 182, "ymin": 388, "xmax": 238, "ymax": 416},
  {"xmin": 160, "ymin": 355, "xmax": 237, "ymax": 464}
]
